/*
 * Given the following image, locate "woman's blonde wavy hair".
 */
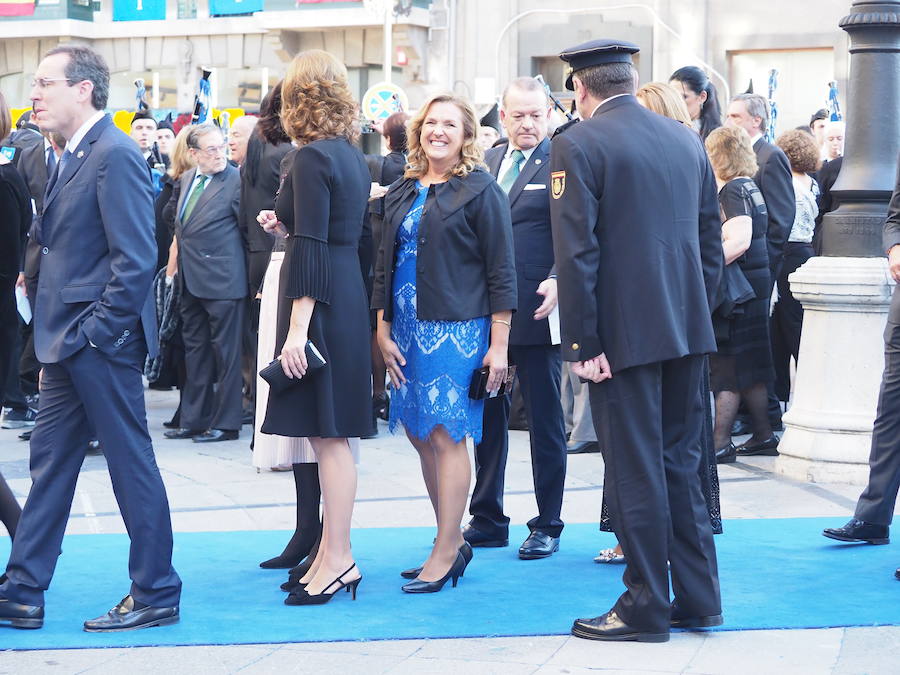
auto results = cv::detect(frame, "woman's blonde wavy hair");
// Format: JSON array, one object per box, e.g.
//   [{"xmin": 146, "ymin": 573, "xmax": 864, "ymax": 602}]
[
  {"xmin": 168, "ymin": 125, "xmax": 196, "ymax": 180},
  {"xmin": 280, "ymin": 49, "xmax": 359, "ymax": 145},
  {"xmin": 405, "ymin": 94, "xmax": 486, "ymax": 179},
  {"xmin": 636, "ymin": 82, "xmax": 692, "ymax": 126}
]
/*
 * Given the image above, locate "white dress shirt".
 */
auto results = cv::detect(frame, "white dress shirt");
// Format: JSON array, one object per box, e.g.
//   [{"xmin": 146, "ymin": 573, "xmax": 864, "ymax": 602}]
[{"xmin": 497, "ymin": 145, "xmax": 536, "ymax": 184}]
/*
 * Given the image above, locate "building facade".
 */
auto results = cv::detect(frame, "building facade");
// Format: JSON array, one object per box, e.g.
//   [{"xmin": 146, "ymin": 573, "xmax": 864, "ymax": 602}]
[{"xmin": 2, "ymin": 0, "xmax": 853, "ymax": 132}]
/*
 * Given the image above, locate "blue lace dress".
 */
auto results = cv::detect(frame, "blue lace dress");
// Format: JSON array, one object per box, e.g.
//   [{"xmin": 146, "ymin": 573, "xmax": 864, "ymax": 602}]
[{"xmin": 389, "ymin": 182, "xmax": 490, "ymax": 443}]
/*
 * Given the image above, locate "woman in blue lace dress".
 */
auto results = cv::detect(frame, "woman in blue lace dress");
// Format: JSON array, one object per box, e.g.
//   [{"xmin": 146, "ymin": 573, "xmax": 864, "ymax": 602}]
[{"xmin": 372, "ymin": 94, "xmax": 517, "ymax": 593}]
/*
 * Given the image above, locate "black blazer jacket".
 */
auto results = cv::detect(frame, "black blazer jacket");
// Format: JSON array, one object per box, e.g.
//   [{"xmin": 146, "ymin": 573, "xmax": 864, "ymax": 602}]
[
  {"xmin": 372, "ymin": 168, "xmax": 517, "ymax": 322},
  {"xmin": 549, "ymin": 95, "xmax": 722, "ymax": 372},
  {"xmin": 485, "ymin": 137, "xmax": 555, "ymax": 346},
  {"xmin": 240, "ymin": 134, "xmax": 293, "ymax": 253},
  {"xmin": 753, "ymin": 138, "xmax": 796, "ymax": 281}
]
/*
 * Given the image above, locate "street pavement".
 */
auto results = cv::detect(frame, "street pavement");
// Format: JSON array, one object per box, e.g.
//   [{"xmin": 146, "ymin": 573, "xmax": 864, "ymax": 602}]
[{"xmin": 0, "ymin": 387, "xmax": 897, "ymax": 674}]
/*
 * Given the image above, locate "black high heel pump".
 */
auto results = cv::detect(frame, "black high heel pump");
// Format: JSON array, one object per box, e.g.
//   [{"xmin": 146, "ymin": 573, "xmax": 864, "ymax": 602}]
[
  {"xmin": 401, "ymin": 541, "xmax": 472, "ymax": 579},
  {"xmin": 284, "ymin": 563, "xmax": 361, "ymax": 605},
  {"xmin": 401, "ymin": 552, "xmax": 465, "ymax": 593}
]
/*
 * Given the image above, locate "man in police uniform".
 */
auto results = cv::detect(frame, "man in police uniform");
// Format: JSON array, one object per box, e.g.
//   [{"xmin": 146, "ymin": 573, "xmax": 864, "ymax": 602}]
[{"xmin": 549, "ymin": 39, "xmax": 724, "ymax": 642}]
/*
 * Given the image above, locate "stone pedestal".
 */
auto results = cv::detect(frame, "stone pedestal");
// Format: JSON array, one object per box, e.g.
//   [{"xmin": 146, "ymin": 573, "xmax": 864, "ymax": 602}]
[{"xmin": 775, "ymin": 257, "xmax": 895, "ymax": 485}]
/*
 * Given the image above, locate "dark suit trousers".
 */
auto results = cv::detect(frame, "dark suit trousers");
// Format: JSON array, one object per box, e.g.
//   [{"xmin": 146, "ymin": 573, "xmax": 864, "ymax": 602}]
[
  {"xmin": 590, "ymin": 354, "xmax": 721, "ymax": 632},
  {"xmin": 771, "ymin": 242, "xmax": 814, "ymax": 401},
  {"xmin": 855, "ymin": 289, "xmax": 900, "ymax": 525},
  {"xmin": 1, "ymin": 338, "xmax": 181, "ymax": 607},
  {"xmin": 179, "ymin": 288, "xmax": 245, "ymax": 431},
  {"xmin": 242, "ymin": 250, "xmax": 271, "ymax": 412},
  {"xmin": 470, "ymin": 345, "xmax": 567, "ymax": 538}
]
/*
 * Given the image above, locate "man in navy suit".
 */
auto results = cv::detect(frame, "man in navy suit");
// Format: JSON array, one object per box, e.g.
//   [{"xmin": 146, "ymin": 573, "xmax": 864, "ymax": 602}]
[
  {"xmin": 464, "ymin": 77, "xmax": 568, "ymax": 560},
  {"xmin": 0, "ymin": 44, "xmax": 181, "ymax": 632},
  {"xmin": 551, "ymin": 40, "xmax": 723, "ymax": 642}
]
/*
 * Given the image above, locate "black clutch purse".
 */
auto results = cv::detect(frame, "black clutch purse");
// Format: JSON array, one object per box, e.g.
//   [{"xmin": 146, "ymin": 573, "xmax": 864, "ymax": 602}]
[
  {"xmin": 468, "ymin": 365, "xmax": 517, "ymax": 400},
  {"xmin": 259, "ymin": 340, "xmax": 327, "ymax": 394}
]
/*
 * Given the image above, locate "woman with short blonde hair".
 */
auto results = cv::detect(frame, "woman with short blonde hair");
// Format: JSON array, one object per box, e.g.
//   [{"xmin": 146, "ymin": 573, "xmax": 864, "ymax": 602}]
[
  {"xmin": 704, "ymin": 126, "xmax": 776, "ymax": 462},
  {"xmin": 372, "ymin": 93, "xmax": 516, "ymax": 593}
]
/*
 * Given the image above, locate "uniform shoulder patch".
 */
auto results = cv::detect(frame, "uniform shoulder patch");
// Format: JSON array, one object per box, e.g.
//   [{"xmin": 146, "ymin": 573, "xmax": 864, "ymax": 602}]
[{"xmin": 551, "ymin": 171, "xmax": 566, "ymax": 199}]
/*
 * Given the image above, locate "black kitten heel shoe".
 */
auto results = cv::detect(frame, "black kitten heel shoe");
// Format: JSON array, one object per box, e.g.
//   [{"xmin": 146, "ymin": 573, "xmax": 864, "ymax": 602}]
[
  {"xmin": 401, "ymin": 541, "xmax": 473, "ymax": 579},
  {"xmin": 284, "ymin": 564, "xmax": 361, "ymax": 606}
]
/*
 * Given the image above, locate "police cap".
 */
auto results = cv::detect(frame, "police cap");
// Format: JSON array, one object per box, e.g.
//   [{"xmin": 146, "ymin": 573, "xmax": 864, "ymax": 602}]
[{"xmin": 559, "ymin": 39, "xmax": 640, "ymax": 91}]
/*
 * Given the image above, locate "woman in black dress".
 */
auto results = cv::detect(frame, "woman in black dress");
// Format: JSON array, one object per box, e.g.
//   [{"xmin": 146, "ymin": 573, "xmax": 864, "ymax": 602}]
[
  {"xmin": 704, "ymin": 126, "xmax": 777, "ymax": 462},
  {"xmin": 260, "ymin": 50, "xmax": 371, "ymax": 605},
  {"xmin": 0, "ymin": 93, "xmax": 31, "ymax": 545}
]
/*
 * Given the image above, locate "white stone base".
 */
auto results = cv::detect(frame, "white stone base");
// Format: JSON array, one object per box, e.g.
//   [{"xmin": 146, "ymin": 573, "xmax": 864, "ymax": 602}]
[{"xmin": 775, "ymin": 256, "xmax": 894, "ymax": 485}]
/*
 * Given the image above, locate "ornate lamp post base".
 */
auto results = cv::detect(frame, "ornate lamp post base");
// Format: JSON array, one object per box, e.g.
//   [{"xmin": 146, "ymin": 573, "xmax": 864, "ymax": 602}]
[{"xmin": 776, "ymin": 257, "xmax": 895, "ymax": 484}]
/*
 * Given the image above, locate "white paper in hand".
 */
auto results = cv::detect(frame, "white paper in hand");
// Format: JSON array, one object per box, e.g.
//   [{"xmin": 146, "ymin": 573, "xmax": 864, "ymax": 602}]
[
  {"xmin": 16, "ymin": 286, "xmax": 31, "ymax": 325},
  {"xmin": 548, "ymin": 304, "xmax": 560, "ymax": 345}
]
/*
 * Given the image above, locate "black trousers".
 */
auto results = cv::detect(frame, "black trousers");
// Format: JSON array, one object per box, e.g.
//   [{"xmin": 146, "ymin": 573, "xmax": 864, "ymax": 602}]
[
  {"xmin": 590, "ymin": 354, "xmax": 721, "ymax": 632},
  {"xmin": 855, "ymin": 288, "xmax": 900, "ymax": 525},
  {"xmin": 179, "ymin": 289, "xmax": 245, "ymax": 432},
  {"xmin": 1, "ymin": 337, "xmax": 181, "ymax": 607},
  {"xmin": 470, "ymin": 344, "xmax": 567, "ymax": 538},
  {"xmin": 771, "ymin": 242, "xmax": 814, "ymax": 402}
]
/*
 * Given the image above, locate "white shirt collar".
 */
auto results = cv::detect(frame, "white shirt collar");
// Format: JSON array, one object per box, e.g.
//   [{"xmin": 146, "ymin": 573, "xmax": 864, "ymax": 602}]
[
  {"xmin": 66, "ymin": 111, "xmax": 105, "ymax": 157},
  {"xmin": 750, "ymin": 132, "xmax": 763, "ymax": 146},
  {"xmin": 590, "ymin": 93, "xmax": 630, "ymax": 118},
  {"xmin": 504, "ymin": 144, "xmax": 537, "ymax": 162}
]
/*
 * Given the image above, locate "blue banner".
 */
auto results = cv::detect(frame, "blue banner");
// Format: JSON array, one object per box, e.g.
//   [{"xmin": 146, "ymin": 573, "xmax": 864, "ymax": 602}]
[
  {"xmin": 113, "ymin": 0, "xmax": 165, "ymax": 21},
  {"xmin": 209, "ymin": 0, "xmax": 262, "ymax": 15}
]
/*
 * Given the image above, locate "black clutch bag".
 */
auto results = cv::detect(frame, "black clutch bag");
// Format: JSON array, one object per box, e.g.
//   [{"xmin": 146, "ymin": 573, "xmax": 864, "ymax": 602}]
[
  {"xmin": 259, "ymin": 340, "xmax": 327, "ymax": 394},
  {"xmin": 468, "ymin": 365, "xmax": 517, "ymax": 400}
]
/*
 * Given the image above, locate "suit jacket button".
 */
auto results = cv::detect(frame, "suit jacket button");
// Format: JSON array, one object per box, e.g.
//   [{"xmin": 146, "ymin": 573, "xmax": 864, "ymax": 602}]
[
  {"xmin": 572, "ymin": 342, "xmax": 580, "ymax": 350},
  {"xmin": 42, "ymin": 247, "xmax": 49, "ymax": 255},
  {"xmin": 124, "ymin": 330, "xmax": 130, "ymax": 336}
]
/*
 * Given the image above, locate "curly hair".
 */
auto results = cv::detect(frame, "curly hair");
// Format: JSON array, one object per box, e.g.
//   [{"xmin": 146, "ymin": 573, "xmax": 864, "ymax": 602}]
[
  {"xmin": 405, "ymin": 94, "xmax": 486, "ymax": 179},
  {"xmin": 636, "ymin": 82, "xmax": 692, "ymax": 126},
  {"xmin": 258, "ymin": 81, "xmax": 290, "ymax": 146},
  {"xmin": 776, "ymin": 128, "xmax": 821, "ymax": 174},
  {"xmin": 280, "ymin": 50, "xmax": 359, "ymax": 145},
  {"xmin": 705, "ymin": 126, "xmax": 758, "ymax": 182}
]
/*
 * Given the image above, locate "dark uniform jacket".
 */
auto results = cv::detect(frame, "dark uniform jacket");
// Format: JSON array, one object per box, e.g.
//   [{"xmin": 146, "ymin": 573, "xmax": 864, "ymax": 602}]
[
  {"xmin": 549, "ymin": 95, "xmax": 722, "ymax": 372},
  {"xmin": 753, "ymin": 137, "xmax": 796, "ymax": 281},
  {"xmin": 485, "ymin": 137, "xmax": 555, "ymax": 346},
  {"xmin": 372, "ymin": 168, "xmax": 517, "ymax": 322}
]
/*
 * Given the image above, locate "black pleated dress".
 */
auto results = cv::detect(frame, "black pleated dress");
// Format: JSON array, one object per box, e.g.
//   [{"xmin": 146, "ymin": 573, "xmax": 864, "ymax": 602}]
[{"xmin": 260, "ymin": 137, "xmax": 372, "ymax": 439}]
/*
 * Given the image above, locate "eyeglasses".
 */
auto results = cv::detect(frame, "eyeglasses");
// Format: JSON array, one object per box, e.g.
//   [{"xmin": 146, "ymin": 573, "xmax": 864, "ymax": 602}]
[
  {"xmin": 193, "ymin": 144, "xmax": 227, "ymax": 156},
  {"xmin": 30, "ymin": 77, "xmax": 72, "ymax": 90}
]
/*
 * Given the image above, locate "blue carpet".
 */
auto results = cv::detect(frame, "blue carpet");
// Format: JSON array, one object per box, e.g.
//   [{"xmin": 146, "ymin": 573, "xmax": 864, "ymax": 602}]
[{"xmin": 1, "ymin": 518, "xmax": 899, "ymax": 650}]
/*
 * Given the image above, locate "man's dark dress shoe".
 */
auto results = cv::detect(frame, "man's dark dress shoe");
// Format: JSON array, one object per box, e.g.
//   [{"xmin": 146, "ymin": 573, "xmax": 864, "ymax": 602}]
[
  {"xmin": 732, "ymin": 419, "xmax": 783, "ymax": 435},
  {"xmin": 735, "ymin": 436, "xmax": 779, "ymax": 457},
  {"xmin": 162, "ymin": 418, "xmax": 179, "ymax": 429},
  {"xmin": 567, "ymin": 440, "xmax": 600, "ymax": 454},
  {"xmin": 519, "ymin": 531, "xmax": 560, "ymax": 559},
  {"xmin": 895, "ymin": 567, "xmax": 900, "ymax": 580},
  {"xmin": 164, "ymin": 428, "xmax": 203, "ymax": 440},
  {"xmin": 715, "ymin": 443, "xmax": 736, "ymax": 464},
  {"xmin": 572, "ymin": 610, "xmax": 669, "ymax": 642},
  {"xmin": 18, "ymin": 429, "xmax": 31, "ymax": 441},
  {"xmin": 83, "ymin": 595, "xmax": 179, "ymax": 632},
  {"xmin": 462, "ymin": 524, "xmax": 508, "ymax": 548},
  {"xmin": 823, "ymin": 518, "xmax": 889, "ymax": 545},
  {"xmin": 192, "ymin": 429, "xmax": 239, "ymax": 443},
  {"xmin": 670, "ymin": 607, "xmax": 724, "ymax": 629},
  {"xmin": 0, "ymin": 597, "xmax": 44, "ymax": 629}
]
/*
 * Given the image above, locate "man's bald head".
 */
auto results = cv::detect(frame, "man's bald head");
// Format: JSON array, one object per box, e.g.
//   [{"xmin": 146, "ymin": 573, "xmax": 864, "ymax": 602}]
[{"xmin": 228, "ymin": 116, "xmax": 259, "ymax": 165}]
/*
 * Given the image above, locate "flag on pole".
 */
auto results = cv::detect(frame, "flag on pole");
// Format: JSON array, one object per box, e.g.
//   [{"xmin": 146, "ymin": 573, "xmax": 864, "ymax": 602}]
[
  {"xmin": 828, "ymin": 81, "xmax": 843, "ymax": 121},
  {"xmin": 192, "ymin": 69, "xmax": 212, "ymax": 124},
  {"xmin": 134, "ymin": 79, "xmax": 150, "ymax": 112},
  {"xmin": 765, "ymin": 69, "xmax": 778, "ymax": 143},
  {"xmin": 0, "ymin": 0, "xmax": 35, "ymax": 16}
]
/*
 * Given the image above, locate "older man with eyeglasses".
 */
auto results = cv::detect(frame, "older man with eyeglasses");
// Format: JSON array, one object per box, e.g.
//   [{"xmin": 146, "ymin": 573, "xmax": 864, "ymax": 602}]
[{"xmin": 163, "ymin": 123, "xmax": 248, "ymax": 443}]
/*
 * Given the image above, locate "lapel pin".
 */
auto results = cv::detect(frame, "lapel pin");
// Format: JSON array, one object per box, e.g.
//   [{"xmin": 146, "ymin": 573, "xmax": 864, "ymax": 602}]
[
  {"xmin": 535, "ymin": 159, "xmax": 542, "ymax": 165},
  {"xmin": 76, "ymin": 150, "xmax": 84, "ymax": 159}
]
